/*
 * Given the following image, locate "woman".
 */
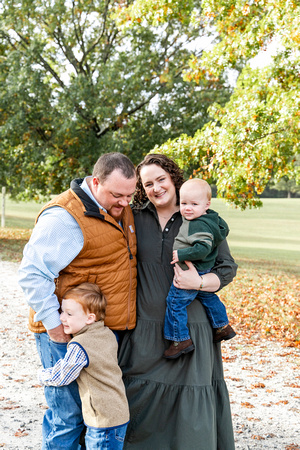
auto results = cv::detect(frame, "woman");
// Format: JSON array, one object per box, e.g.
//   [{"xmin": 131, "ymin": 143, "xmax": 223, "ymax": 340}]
[{"xmin": 119, "ymin": 154, "xmax": 237, "ymax": 449}]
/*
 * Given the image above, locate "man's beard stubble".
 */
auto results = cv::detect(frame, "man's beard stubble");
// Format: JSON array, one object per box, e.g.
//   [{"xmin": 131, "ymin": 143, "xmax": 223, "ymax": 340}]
[{"xmin": 108, "ymin": 207, "xmax": 125, "ymax": 222}]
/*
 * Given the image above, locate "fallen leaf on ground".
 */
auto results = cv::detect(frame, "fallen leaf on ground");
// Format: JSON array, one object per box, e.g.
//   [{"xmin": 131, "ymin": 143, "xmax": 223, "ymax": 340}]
[
  {"xmin": 241, "ymin": 402, "xmax": 254, "ymax": 408},
  {"xmin": 251, "ymin": 382, "xmax": 266, "ymax": 388},
  {"xmin": 14, "ymin": 429, "xmax": 28, "ymax": 437}
]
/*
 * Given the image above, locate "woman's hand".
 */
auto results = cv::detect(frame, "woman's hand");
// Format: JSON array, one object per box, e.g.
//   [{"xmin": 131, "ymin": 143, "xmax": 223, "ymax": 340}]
[{"xmin": 173, "ymin": 261, "xmax": 221, "ymax": 292}]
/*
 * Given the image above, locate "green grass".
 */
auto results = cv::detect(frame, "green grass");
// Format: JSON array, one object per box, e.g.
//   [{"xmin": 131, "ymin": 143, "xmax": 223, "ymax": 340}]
[
  {"xmin": 0, "ymin": 198, "xmax": 43, "ymax": 261},
  {"xmin": 211, "ymin": 198, "xmax": 300, "ymax": 276},
  {"xmin": 1, "ymin": 197, "xmax": 300, "ymax": 275},
  {"xmin": 0, "ymin": 198, "xmax": 43, "ymax": 229}
]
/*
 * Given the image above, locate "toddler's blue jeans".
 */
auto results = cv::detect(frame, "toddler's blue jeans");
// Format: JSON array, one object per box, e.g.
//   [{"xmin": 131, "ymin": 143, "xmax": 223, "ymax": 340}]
[
  {"xmin": 164, "ymin": 273, "xmax": 229, "ymax": 341},
  {"xmin": 85, "ymin": 423, "xmax": 128, "ymax": 449}
]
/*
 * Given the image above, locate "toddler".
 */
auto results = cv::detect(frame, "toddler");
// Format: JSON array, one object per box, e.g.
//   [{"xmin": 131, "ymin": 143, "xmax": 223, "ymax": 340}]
[
  {"xmin": 38, "ymin": 282, "xmax": 129, "ymax": 449},
  {"xmin": 164, "ymin": 179, "xmax": 236, "ymax": 359}
]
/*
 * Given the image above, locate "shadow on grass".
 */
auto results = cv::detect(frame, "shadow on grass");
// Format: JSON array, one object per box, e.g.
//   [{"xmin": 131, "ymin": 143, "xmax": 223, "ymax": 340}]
[
  {"xmin": 0, "ymin": 239, "xmax": 28, "ymax": 263},
  {"xmin": 3, "ymin": 216, "xmax": 36, "ymax": 230},
  {"xmin": 236, "ymin": 257, "xmax": 300, "ymax": 277},
  {"xmin": 0, "ymin": 228, "xmax": 32, "ymax": 263}
]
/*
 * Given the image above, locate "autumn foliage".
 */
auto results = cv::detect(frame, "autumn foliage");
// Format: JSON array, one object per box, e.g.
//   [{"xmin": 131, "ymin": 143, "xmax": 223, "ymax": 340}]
[
  {"xmin": 222, "ymin": 267, "xmax": 300, "ymax": 347},
  {"xmin": 118, "ymin": 0, "xmax": 300, "ymax": 209}
]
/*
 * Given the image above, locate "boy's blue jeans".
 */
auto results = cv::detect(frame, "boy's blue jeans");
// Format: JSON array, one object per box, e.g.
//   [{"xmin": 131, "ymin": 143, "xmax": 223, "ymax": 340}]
[
  {"xmin": 85, "ymin": 423, "xmax": 128, "ymax": 449},
  {"xmin": 164, "ymin": 274, "xmax": 229, "ymax": 342},
  {"xmin": 35, "ymin": 332, "xmax": 85, "ymax": 450}
]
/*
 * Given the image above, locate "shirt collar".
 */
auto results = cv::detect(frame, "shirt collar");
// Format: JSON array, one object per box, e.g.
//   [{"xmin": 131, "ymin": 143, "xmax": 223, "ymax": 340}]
[
  {"xmin": 81, "ymin": 176, "xmax": 107, "ymax": 213},
  {"xmin": 81, "ymin": 177, "xmax": 123, "ymax": 227}
]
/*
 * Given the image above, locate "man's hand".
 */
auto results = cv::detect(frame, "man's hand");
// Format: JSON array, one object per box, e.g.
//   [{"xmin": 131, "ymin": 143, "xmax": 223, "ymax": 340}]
[{"xmin": 48, "ymin": 324, "xmax": 71, "ymax": 343}]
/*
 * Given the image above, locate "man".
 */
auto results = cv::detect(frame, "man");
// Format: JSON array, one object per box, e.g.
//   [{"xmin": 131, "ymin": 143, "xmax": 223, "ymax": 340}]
[{"xmin": 18, "ymin": 152, "xmax": 137, "ymax": 449}]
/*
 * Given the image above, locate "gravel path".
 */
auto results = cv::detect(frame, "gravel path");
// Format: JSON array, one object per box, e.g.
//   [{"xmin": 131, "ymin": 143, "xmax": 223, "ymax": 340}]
[{"xmin": 0, "ymin": 260, "xmax": 299, "ymax": 449}]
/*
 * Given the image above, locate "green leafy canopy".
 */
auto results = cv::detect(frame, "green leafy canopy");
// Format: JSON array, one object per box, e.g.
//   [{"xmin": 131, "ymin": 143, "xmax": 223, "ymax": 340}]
[
  {"xmin": 2, "ymin": 0, "xmax": 298, "ymax": 208},
  {"xmin": 0, "ymin": 0, "xmax": 229, "ymax": 200}
]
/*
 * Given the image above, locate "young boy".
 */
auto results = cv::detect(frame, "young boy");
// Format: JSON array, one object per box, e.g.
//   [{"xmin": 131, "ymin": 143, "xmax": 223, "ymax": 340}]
[
  {"xmin": 38, "ymin": 282, "xmax": 129, "ymax": 449},
  {"xmin": 163, "ymin": 179, "xmax": 236, "ymax": 359}
]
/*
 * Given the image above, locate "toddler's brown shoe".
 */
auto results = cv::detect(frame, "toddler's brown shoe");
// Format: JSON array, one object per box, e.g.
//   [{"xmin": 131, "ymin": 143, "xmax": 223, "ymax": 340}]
[
  {"xmin": 213, "ymin": 324, "xmax": 236, "ymax": 343},
  {"xmin": 163, "ymin": 339, "xmax": 195, "ymax": 359}
]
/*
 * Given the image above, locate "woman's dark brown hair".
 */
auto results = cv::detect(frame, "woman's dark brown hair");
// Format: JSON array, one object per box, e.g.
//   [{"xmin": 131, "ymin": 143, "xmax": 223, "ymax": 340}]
[{"xmin": 133, "ymin": 153, "xmax": 185, "ymax": 206}]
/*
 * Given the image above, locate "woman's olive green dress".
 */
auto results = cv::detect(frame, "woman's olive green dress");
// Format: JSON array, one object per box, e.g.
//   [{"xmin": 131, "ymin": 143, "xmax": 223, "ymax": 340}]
[{"xmin": 119, "ymin": 203, "xmax": 237, "ymax": 450}]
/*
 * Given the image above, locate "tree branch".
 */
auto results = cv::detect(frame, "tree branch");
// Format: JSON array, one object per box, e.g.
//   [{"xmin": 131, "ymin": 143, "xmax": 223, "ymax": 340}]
[
  {"xmin": 13, "ymin": 30, "xmax": 66, "ymax": 89},
  {"xmin": 238, "ymin": 128, "xmax": 287, "ymax": 145}
]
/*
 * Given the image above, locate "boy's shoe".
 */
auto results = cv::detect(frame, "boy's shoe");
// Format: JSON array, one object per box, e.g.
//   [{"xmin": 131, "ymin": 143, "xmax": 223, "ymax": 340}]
[
  {"xmin": 213, "ymin": 324, "xmax": 236, "ymax": 343},
  {"xmin": 163, "ymin": 339, "xmax": 195, "ymax": 359}
]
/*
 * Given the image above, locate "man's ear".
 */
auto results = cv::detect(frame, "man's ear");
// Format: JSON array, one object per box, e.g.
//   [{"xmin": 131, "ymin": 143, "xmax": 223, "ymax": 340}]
[
  {"xmin": 86, "ymin": 313, "xmax": 96, "ymax": 325},
  {"xmin": 92, "ymin": 176, "xmax": 99, "ymax": 187}
]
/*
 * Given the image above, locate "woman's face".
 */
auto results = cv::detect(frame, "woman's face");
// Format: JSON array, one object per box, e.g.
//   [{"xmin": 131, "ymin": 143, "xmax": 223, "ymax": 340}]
[{"xmin": 140, "ymin": 164, "xmax": 177, "ymax": 209}]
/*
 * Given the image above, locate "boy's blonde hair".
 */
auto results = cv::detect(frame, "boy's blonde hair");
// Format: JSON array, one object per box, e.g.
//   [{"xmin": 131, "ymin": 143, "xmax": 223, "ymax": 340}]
[
  {"xmin": 63, "ymin": 282, "xmax": 107, "ymax": 322},
  {"xmin": 180, "ymin": 178, "xmax": 212, "ymax": 201}
]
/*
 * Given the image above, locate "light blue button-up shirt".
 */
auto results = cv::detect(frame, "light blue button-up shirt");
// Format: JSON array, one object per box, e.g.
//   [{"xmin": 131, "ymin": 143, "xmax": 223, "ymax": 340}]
[{"xmin": 18, "ymin": 177, "xmax": 107, "ymax": 331}]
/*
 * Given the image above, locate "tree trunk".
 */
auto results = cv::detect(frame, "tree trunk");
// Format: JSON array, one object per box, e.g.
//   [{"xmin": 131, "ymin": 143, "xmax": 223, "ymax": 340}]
[{"xmin": 1, "ymin": 187, "xmax": 5, "ymax": 227}]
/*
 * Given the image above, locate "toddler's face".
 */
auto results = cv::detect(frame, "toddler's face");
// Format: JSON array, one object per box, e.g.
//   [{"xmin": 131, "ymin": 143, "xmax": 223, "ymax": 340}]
[
  {"xmin": 60, "ymin": 298, "xmax": 91, "ymax": 335},
  {"xmin": 180, "ymin": 185, "xmax": 210, "ymax": 221}
]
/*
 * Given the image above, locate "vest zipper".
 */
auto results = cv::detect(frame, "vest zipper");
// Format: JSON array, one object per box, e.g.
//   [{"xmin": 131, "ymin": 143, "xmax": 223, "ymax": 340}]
[
  {"xmin": 127, "ymin": 245, "xmax": 133, "ymax": 259},
  {"xmin": 126, "ymin": 243, "xmax": 133, "ymax": 329}
]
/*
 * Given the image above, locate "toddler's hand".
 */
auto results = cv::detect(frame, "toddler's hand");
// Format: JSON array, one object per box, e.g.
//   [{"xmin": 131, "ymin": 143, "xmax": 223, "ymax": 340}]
[{"xmin": 171, "ymin": 250, "xmax": 179, "ymax": 265}]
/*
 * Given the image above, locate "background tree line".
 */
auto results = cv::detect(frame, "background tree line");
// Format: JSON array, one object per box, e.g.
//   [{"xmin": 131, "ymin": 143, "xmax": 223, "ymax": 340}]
[{"xmin": 0, "ymin": 0, "xmax": 299, "ymax": 208}]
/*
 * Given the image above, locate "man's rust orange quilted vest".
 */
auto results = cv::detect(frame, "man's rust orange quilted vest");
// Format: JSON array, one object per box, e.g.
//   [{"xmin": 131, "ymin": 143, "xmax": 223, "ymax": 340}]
[{"xmin": 28, "ymin": 181, "xmax": 137, "ymax": 333}]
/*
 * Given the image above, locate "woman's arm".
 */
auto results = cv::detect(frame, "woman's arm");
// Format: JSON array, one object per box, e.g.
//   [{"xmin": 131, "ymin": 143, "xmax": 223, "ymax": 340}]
[
  {"xmin": 211, "ymin": 239, "xmax": 238, "ymax": 290},
  {"xmin": 173, "ymin": 262, "xmax": 221, "ymax": 292},
  {"xmin": 173, "ymin": 238, "xmax": 238, "ymax": 293}
]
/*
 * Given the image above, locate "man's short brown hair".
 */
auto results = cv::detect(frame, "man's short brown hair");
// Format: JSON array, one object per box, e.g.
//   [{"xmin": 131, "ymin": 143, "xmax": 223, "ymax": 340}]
[{"xmin": 92, "ymin": 152, "xmax": 135, "ymax": 182}]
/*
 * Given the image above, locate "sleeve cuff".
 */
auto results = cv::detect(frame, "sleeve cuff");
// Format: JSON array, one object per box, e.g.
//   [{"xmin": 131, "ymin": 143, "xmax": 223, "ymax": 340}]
[{"xmin": 42, "ymin": 311, "xmax": 62, "ymax": 331}]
